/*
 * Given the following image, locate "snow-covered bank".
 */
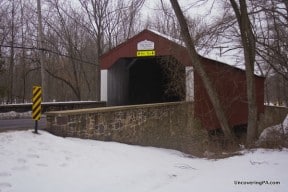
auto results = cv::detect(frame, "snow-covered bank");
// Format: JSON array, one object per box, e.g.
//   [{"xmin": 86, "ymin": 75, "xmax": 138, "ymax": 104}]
[
  {"xmin": 0, "ymin": 130, "xmax": 287, "ymax": 192},
  {"xmin": 0, "ymin": 111, "xmax": 32, "ymax": 120},
  {"xmin": 257, "ymin": 114, "xmax": 288, "ymax": 148}
]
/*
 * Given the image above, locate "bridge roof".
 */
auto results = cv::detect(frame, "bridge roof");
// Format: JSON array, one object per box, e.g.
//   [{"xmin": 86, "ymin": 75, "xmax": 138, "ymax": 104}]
[{"xmin": 100, "ymin": 29, "xmax": 191, "ymax": 70}]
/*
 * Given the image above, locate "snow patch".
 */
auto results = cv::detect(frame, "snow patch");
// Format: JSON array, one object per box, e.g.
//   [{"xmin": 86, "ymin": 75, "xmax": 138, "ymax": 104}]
[
  {"xmin": 0, "ymin": 130, "xmax": 287, "ymax": 192},
  {"xmin": 257, "ymin": 114, "xmax": 288, "ymax": 147},
  {"xmin": 0, "ymin": 111, "xmax": 32, "ymax": 120},
  {"xmin": 259, "ymin": 114, "xmax": 288, "ymax": 139},
  {"xmin": 282, "ymin": 114, "xmax": 288, "ymax": 128}
]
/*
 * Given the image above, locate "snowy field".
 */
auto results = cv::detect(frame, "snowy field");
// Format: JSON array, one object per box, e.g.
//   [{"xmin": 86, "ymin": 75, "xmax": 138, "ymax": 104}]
[{"xmin": 0, "ymin": 130, "xmax": 287, "ymax": 192}]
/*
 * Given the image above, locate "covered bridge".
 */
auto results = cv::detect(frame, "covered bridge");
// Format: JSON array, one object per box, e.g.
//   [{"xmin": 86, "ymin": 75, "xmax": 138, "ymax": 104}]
[{"xmin": 100, "ymin": 29, "xmax": 265, "ymax": 131}]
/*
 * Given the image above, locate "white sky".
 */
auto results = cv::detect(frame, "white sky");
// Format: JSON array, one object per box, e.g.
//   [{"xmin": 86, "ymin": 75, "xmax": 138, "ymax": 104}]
[
  {"xmin": 140, "ymin": 0, "xmax": 245, "ymax": 69},
  {"xmin": 141, "ymin": 0, "xmax": 224, "ymax": 24}
]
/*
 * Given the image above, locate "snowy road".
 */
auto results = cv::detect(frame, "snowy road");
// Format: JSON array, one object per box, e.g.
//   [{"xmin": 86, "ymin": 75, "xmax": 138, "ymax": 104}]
[{"xmin": 0, "ymin": 118, "xmax": 46, "ymax": 131}]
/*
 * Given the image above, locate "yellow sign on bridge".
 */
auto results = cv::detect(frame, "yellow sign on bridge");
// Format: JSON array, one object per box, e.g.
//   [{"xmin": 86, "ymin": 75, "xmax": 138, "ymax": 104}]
[{"xmin": 136, "ymin": 50, "xmax": 156, "ymax": 57}]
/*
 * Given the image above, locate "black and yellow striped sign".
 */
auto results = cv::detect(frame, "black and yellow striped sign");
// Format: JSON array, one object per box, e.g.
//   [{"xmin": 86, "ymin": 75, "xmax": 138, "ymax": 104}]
[{"xmin": 32, "ymin": 86, "xmax": 42, "ymax": 120}]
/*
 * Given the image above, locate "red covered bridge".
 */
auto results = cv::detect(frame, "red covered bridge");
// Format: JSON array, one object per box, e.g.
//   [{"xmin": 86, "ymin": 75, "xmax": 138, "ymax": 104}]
[{"xmin": 100, "ymin": 29, "xmax": 264, "ymax": 131}]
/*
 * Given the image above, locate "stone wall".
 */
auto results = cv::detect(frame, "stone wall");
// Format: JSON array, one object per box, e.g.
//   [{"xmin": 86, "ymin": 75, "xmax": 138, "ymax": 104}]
[{"xmin": 46, "ymin": 102, "xmax": 207, "ymax": 156}]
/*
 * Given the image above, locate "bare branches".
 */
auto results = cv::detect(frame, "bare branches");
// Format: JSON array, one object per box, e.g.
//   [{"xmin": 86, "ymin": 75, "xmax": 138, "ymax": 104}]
[
  {"xmin": 229, "ymin": 0, "xmax": 258, "ymax": 145},
  {"xmin": 170, "ymin": 0, "xmax": 234, "ymax": 140},
  {"xmin": 0, "ymin": 43, "xmax": 96, "ymax": 65},
  {"xmin": 0, "ymin": 0, "xmax": 145, "ymax": 102}
]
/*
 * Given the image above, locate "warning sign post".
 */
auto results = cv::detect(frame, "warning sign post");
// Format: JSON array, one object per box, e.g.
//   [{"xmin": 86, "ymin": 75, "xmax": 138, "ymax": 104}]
[{"xmin": 32, "ymin": 86, "xmax": 42, "ymax": 133}]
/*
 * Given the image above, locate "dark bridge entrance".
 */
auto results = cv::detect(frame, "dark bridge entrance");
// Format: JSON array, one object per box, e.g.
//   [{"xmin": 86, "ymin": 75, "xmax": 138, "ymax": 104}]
[{"xmin": 107, "ymin": 56, "xmax": 185, "ymax": 106}]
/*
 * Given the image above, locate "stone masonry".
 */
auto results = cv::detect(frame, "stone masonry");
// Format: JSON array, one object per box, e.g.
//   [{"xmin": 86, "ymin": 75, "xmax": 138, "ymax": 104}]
[{"xmin": 46, "ymin": 102, "xmax": 208, "ymax": 156}]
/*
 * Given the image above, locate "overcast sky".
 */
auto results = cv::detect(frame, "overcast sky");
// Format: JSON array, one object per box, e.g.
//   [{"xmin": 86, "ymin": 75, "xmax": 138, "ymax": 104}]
[
  {"xmin": 141, "ymin": 0, "xmax": 224, "ymax": 25},
  {"xmin": 139, "ymin": 0, "xmax": 242, "ymax": 67}
]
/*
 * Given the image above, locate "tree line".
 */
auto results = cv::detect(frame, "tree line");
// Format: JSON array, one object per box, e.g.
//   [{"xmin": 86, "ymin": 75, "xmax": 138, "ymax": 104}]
[
  {"xmin": 0, "ymin": 0, "xmax": 287, "ymax": 104},
  {"xmin": 0, "ymin": 0, "xmax": 144, "ymax": 103}
]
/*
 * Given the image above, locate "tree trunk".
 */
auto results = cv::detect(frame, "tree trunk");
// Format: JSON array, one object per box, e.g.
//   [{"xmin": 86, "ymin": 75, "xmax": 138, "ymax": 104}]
[
  {"xmin": 37, "ymin": 0, "xmax": 48, "ymax": 102},
  {"xmin": 8, "ymin": 0, "xmax": 15, "ymax": 104},
  {"xmin": 170, "ymin": 0, "xmax": 234, "ymax": 140},
  {"xmin": 229, "ymin": 0, "xmax": 258, "ymax": 145},
  {"xmin": 21, "ymin": 0, "xmax": 26, "ymax": 103},
  {"xmin": 95, "ymin": 38, "xmax": 101, "ymax": 101}
]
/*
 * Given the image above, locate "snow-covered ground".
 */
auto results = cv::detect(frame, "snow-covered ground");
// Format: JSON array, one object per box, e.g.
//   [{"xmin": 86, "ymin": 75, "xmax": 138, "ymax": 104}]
[
  {"xmin": 0, "ymin": 130, "xmax": 287, "ymax": 192},
  {"xmin": 0, "ymin": 111, "xmax": 32, "ymax": 120}
]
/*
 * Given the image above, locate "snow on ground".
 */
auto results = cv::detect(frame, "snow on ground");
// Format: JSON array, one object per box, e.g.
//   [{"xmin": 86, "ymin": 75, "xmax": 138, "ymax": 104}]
[
  {"xmin": 0, "ymin": 130, "xmax": 287, "ymax": 192},
  {"xmin": 0, "ymin": 111, "xmax": 32, "ymax": 120},
  {"xmin": 258, "ymin": 114, "xmax": 288, "ymax": 142}
]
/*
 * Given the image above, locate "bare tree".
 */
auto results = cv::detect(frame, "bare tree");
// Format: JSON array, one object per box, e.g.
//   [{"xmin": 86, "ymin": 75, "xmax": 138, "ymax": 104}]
[
  {"xmin": 0, "ymin": 0, "xmax": 42, "ymax": 103},
  {"xmin": 78, "ymin": 0, "xmax": 144, "ymax": 101},
  {"xmin": 0, "ymin": 0, "xmax": 145, "ymax": 103},
  {"xmin": 7, "ymin": 0, "xmax": 16, "ymax": 103},
  {"xmin": 42, "ymin": 0, "xmax": 93, "ymax": 100},
  {"xmin": 104, "ymin": 0, "xmax": 144, "ymax": 51},
  {"xmin": 149, "ymin": 1, "xmax": 211, "ymax": 51},
  {"xmin": 214, "ymin": 0, "xmax": 288, "ymax": 108},
  {"xmin": 37, "ymin": 0, "xmax": 48, "ymax": 101},
  {"xmin": 247, "ymin": 0, "xmax": 288, "ymax": 106},
  {"xmin": 169, "ymin": 0, "xmax": 234, "ymax": 140},
  {"xmin": 254, "ymin": 0, "xmax": 288, "ymax": 79},
  {"xmin": 229, "ymin": 0, "xmax": 258, "ymax": 145}
]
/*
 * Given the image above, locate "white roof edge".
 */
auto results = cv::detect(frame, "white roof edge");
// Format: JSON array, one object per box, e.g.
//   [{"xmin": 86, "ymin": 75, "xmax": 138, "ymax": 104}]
[{"xmin": 148, "ymin": 29, "xmax": 185, "ymax": 46}]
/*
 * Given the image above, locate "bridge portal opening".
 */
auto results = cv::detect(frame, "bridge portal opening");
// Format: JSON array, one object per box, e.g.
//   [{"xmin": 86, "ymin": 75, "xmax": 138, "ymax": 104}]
[{"xmin": 107, "ymin": 56, "xmax": 185, "ymax": 106}]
